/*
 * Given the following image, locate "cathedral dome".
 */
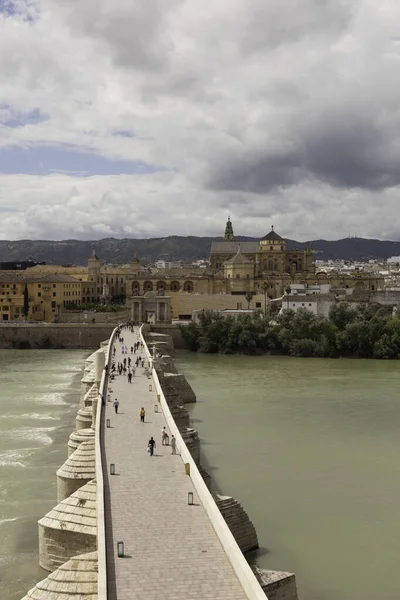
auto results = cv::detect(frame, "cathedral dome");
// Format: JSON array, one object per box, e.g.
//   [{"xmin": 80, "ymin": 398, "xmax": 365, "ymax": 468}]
[{"xmin": 261, "ymin": 226, "xmax": 284, "ymax": 242}]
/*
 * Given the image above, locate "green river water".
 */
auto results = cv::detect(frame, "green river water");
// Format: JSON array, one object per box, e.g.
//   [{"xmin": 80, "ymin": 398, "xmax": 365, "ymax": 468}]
[
  {"xmin": 1, "ymin": 349, "xmax": 400, "ymax": 600},
  {"xmin": 176, "ymin": 351, "xmax": 400, "ymax": 600},
  {"xmin": 0, "ymin": 349, "xmax": 87, "ymax": 600}
]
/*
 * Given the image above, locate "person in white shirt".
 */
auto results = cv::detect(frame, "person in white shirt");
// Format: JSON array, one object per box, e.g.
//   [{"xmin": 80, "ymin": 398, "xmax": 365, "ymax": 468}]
[{"xmin": 161, "ymin": 426, "xmax": 169, "ymax": 446}]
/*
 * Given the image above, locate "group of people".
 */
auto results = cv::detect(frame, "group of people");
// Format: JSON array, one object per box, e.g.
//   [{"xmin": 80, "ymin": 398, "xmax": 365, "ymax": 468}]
[
  {"xmin": 110, "ymin": 322, "xmax": 177, "ymax": 458},
  {"xmin": 146, "ymin": 430, "xmax": 176, "ymax": 456}
]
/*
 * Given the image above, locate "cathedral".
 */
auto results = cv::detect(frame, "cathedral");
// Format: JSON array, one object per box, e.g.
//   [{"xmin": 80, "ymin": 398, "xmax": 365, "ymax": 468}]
[
  {"xmin": 210, "ymin": 217, "xmax": 315, "ymax": 287},
  {"xmin": 127, "ymin": 218, "xmax": 381, "ymax": 319}
]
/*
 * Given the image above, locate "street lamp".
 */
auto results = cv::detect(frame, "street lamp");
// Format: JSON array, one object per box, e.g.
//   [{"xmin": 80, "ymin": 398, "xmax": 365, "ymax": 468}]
[{"xmin": 117, "ymin": 541, "xmax": 124, "ymax": 557}]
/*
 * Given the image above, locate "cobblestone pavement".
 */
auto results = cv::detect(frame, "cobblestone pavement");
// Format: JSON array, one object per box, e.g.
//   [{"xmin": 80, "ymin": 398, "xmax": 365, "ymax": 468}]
[{"xmin": 103, "ymin": 327, "xmax": 248, "ymax": 600}]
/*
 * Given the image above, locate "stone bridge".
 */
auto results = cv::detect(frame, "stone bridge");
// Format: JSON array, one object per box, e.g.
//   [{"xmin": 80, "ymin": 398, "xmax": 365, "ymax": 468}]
[{"xmin": 21, "ymin": 325, "xmax": 298, "ymax": 600}]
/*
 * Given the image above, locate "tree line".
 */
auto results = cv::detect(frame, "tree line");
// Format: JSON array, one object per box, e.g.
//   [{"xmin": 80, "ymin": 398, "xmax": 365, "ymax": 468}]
[{"xmin": 180, "ymin": 304, "xmax": 400, "ymax": 359}]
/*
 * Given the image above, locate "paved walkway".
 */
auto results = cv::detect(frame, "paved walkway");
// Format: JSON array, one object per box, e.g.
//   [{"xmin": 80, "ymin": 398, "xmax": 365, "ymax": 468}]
[{"xmin": 103, "ymin": 326, "xmax": 248, "ymax": 600}]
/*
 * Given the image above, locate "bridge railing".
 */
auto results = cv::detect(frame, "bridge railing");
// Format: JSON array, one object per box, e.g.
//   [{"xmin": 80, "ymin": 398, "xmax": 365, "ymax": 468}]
[
  {"xmin": 140, "ymin": 326, "xmax": 267, "ymax": 600},
  {"xmin": 96, "ymin": 324, "xmax": 119, "ymax": 600}
]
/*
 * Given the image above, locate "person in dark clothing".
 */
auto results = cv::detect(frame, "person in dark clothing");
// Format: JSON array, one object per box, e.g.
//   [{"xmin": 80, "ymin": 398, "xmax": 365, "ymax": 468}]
[{"xmin": 148, "ymin": 436, "xmax": 156, "ymax": 456}]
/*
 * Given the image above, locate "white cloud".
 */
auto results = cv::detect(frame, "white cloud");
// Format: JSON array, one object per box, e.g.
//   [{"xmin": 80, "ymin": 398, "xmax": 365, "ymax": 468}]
[{"xmin": 1, "ymin": 0, "xmax": 400, "ymax": 241}]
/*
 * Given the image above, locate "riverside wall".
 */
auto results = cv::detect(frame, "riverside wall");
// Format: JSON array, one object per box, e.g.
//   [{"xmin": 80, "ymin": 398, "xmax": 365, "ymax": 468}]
[{"xmin": 0, "ymin": 323, "xmax": 115, "ymax": 348}]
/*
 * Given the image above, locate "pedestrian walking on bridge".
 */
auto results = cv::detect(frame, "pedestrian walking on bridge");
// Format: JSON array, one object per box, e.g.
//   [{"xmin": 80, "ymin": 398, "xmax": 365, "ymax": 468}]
[
  {"xmin": 148, "ymin": 437, "xmax": 156, "ymax": 456},
  {"xmin": 113, "ymin": 399, "xmax": 119, "ymax": 414},
  {"xmin": 140, "ymin": 407, "xmax": 145, "ymax": 422}
]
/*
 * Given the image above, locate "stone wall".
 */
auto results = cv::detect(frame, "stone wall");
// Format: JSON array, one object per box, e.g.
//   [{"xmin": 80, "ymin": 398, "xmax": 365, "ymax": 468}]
[
  {"xmin": 151, "ymin": 324, "xmax": 186, "ymax": 348},
  {"xmin": 57, "ymin": 310, "xmax": 130, "ymax": 324},
  {"xmin": 253, "ymin": 567, "xmax": 298, "ymax": 600},
  {"xmin": 0, "ymin": 324, "xmax": 115, "ymax": 349},
  {"xmin": 215, "ymin": 494, "xmax": 259, "ymax": 554}
]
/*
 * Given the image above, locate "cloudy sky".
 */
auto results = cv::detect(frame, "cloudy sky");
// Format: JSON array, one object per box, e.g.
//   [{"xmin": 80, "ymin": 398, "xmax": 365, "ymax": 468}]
[{"xmin": 1, "ymin": 0, "xmax": 400, "ymax": 241}]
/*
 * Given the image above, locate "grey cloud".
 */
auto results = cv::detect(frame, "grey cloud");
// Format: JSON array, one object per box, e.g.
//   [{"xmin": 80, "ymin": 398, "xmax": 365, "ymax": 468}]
[
  {"xmin": 2, "ymin": 0, "xmax": 400, "ymax": 241},
  {"xmin": 238, "ymin": 0, "xmax": 355, "ymax": 54},
  {"xmin": 56, "ymin": 0, "xmax": 181, "ymax": 71}
]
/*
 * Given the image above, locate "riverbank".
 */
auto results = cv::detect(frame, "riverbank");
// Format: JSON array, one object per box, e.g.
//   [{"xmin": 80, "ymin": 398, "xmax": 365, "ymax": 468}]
[{"xmin": 180, "ymin": 306, "xmax": 400, "ymax": 359}]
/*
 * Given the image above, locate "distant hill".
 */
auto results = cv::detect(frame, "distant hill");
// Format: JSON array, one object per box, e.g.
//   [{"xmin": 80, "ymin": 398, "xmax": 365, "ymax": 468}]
[{"xmin": 0, "ymin": 236, "xmax": 399, "ymax": 265}]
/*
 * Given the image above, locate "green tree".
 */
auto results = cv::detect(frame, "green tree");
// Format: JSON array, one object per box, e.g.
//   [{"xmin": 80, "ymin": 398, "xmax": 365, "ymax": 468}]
[{"xmin": 329, "ymin": 303, "xmax": 357, "ymax": 330}]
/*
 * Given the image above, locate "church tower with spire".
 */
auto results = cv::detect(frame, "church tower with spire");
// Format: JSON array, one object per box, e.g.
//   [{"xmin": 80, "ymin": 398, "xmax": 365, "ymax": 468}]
[{"xmin": 224, "ymin": 216, "xmax": 235, "ymax": 241}]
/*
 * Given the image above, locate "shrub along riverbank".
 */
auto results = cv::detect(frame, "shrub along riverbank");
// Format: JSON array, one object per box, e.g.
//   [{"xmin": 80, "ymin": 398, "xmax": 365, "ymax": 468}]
[{"xmin": 180, "ymin": 304, "xmax": 400, "ymax": 358}]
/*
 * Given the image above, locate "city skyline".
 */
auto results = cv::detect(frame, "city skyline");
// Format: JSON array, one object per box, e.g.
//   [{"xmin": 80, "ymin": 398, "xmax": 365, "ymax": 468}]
[{"xmin": 1, "ymin": 0, "xmax": 400, "ymax": 242}]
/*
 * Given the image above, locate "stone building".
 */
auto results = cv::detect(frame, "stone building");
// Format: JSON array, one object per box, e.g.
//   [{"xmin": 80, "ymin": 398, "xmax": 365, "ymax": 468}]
[
  {"xmin": 0, "ymin": 218, "xmax": 384, "ymax": 322},
  {"xmin": 125, "ymin": 218, "xmax": 383, "ymax": 319},
  {"xmin": 131, "ymin": 291, "xmax": 172, "ymax": 324},
  {"xmin": 0, "ymin": 271, "xmax": 83, "ymax": 321},
  {"xmin": 0, "ymin": 251, "xmax": 142, "ymax": 321}
]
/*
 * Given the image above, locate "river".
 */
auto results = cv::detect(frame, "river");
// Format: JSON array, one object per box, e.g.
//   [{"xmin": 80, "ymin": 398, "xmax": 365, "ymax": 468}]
[
  {"xmin": 0, "ymin": 349, "xmax": 87, "ymax": 600},
  {"xmin": 176, "ymin": 351, "xmax": 400, "ymax": 600}
]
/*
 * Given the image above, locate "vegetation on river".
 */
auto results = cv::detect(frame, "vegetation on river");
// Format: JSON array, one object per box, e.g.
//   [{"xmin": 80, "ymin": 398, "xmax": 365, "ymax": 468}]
[{"xmin": 180, "ymin": 304, "xmax": 400, "ymax": 358}]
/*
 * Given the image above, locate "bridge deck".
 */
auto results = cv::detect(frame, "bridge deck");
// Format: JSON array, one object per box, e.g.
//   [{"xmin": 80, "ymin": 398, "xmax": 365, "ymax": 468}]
[{"xmin": 103, "ymin": 327, "xmax": 248, "ymax": 600}]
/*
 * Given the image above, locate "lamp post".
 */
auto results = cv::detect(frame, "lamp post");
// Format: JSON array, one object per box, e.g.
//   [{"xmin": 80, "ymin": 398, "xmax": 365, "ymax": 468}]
[{"xmin": 117, "ymin": 541, "xmax": 124, "ymax": 557}]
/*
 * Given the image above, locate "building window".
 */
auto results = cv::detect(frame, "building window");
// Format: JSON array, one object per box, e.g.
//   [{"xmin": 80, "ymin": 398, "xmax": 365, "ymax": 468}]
[
  {"xmin": 53, "ymin": 292, "xmax": 56, "ymax": 297},
  {"xmin": 170, "ymin": 281, "xmax": 180, "ymax": 292},
  {"xmin": 51, "ymin": 301, "xmax": 56, "ymax": 308},
  {"xmin": 256, "ymin": 302, "xmax": 261, "ymax": 308},
  {"xmin": 38, "ymin": 292, "xmax": 41, "ymax": 297}
]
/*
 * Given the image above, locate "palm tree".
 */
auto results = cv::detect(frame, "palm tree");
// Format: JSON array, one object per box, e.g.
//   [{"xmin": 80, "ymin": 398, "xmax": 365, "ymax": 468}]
[
  {"xmin": 261, "ymin": 282, "xmax": 269, "ymax": 316},
  {"xmin": 245, "ymin": 291, "xmax": 253, "ymax": 310}
]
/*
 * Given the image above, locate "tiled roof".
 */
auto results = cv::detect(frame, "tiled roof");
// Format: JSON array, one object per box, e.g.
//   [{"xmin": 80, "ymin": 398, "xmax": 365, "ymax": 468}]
[
  {"xmin": 261, "ymin": 228, "xmax": 284, "ymax": 241},
  {"xmin": 210, "ymin": 241, "xmax": 259, "ymax": 254},
  {"xmin": 224, "ymin": 246, "xmax": 252, "ymax": 264}
]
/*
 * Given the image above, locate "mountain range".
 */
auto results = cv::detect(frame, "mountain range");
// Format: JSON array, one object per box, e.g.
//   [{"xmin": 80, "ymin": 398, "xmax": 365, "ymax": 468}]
[{"xmin": 0, "ymin": 236, "xmax": 400, "ymax": 266}]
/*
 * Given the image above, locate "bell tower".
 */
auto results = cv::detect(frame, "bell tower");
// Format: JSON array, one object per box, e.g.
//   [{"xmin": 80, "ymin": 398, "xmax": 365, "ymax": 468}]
[
  {"xmin": 224, "ymin": 216, "xmax": 235, "ymax": 241},
  {"xmin": 87, "ymin": 249, "xmax": 101, "ymax": 284}
]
